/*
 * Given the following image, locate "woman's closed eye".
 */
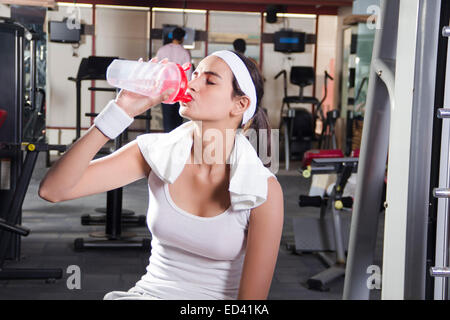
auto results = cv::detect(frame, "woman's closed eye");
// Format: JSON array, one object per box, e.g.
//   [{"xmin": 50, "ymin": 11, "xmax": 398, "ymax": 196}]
[{"xmin": 192, "ymin": 70, "xmax": 217, "ymax": 85}]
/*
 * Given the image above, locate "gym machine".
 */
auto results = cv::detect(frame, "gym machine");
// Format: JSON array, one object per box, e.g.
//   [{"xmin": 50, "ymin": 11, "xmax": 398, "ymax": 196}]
[
  {"xmin": 0, "ymin": 142, "xmax": 65, "ymax": 281},
  {"xmin": 294, "ymin": 157, "xmax": 357, "ymax": 291},
  {"xmin": 68, "ymin": 56, "xmax": 118, "ymax": 142},
  {"xmin": 275, "ymin": 67, "xmax": 316, "ymax": 170},
  {"xmin": 275, "ymin": 68, "xmax": 334, "ymax": 170},
  {"xmin": 343, "ymin": 0, "xmax": 450, "ymax": 299},
  {"xmin": 0, "ymin": 19, "xmax": 64, "ymax": 281}
]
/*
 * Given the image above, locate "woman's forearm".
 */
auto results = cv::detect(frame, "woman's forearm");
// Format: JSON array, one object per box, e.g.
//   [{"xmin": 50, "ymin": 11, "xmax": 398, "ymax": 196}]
[
  {"xmin": 39, "ymin": 82, "xmax": 170, "ymax": 202},
  {"xmin": 38, "ymin": 125, "xmax": 109, "ymax": 202}
]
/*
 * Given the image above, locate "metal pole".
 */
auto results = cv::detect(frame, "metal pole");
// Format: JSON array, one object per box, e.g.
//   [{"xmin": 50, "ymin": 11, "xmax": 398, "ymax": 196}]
[
  {"xmin": 343, "ymin": 0, "xmax": 399, "ymax": 300},
  {"xmin": 400, "ymin": 0, "xmax": 441, "ymax": 299},
  {"xmin": 433, "ymin": 17, "xmax": 450, "ymax": 300},
  {"xmin": 29, "ymin": 36, "xmax": 37, "ymax": 112}
]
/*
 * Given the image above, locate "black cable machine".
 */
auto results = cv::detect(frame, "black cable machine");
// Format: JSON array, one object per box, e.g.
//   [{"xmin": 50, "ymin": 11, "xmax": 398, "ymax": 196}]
[{"xmin": 0, "ymin": 18, "xmax": 64, "ymax": 281}]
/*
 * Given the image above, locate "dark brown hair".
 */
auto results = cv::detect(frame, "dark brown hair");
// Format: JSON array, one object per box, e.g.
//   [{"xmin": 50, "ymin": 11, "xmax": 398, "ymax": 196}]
[{"xmin": 230, "ymin": 51, "xmax": 272, "ymax": 166}]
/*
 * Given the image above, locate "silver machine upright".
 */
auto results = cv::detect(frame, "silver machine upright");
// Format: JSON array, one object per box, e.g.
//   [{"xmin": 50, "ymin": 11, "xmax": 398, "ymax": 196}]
[{"xmin": 343, "ymin": 0, "xmax": 450, "ymax": 300}]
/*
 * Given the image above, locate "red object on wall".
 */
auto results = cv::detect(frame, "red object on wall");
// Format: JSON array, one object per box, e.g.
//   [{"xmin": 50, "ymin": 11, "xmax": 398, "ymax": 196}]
[{"xmin": 0, "ymin": 109, "xmax": 7, "ymax": 129}]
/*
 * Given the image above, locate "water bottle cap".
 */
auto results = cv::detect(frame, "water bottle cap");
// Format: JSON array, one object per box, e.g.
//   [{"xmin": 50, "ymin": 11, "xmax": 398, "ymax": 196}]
[{"xmin": 172, "ymin": 63, "xmax": 192, "ymax": 103}]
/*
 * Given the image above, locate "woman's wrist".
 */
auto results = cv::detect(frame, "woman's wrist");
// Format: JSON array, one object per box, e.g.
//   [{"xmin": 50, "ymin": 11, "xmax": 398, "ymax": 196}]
[
  {"xmin": 114, "ymin": 97, "xmax": 135, "ymax": 118},
  {"xmin": 93, "ymin": 100, "xmax": 134, "ymax": 140}
]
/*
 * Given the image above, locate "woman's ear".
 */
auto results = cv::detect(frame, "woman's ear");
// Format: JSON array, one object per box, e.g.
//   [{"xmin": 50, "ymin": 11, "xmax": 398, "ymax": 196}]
[{"xmin": 231, "ymin": 96, "xmax": 251, "ymax": 118}]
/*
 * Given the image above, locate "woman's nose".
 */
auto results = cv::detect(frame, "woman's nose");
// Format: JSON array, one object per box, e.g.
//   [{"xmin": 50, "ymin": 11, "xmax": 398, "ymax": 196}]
[{"xmin": 188, "ymin": 78, "xmax": 199, "ymax": 92}]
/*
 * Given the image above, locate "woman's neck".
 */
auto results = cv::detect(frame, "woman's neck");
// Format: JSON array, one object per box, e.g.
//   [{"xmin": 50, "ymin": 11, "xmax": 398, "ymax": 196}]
[{"xmin": 190, "ymin": 121, "xmax": 237, "ymax": 170}]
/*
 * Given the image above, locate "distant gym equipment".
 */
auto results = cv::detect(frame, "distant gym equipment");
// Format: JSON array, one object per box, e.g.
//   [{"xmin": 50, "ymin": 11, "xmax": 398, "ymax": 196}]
[
  {"xmin": 68, "ymin": 56, "xmax": 118, "ymax": 141},
  {"xmin": 275, "ymin": 66, "xmax": 318, "ymax": 170},
  {"xmin": 275, "ymin": 67, "xmax": 335, "ymax": 169},
  {"xmin": 0, "ymin": 18, "xmax": 64, "ymax": 281},
  {"xmin": 0, "ymin": 141, "xmax": 66, "ymax": 281},
  {"xmin": 294, "ymin": 157, "xmax": 358, "ymax": 291},
  {"xmin": 69, "ymin": 57, "xmax": 150, "ymax": 251}
]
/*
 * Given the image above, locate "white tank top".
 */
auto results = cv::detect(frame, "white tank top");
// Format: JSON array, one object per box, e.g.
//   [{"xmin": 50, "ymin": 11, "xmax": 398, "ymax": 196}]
[
  {"xmin": 135, "ymin": 170, "xmax": 251, "ymax": 300},
  {"xmin": 134, "ymin": 121, "xmax": 276, "ymax": 299}
]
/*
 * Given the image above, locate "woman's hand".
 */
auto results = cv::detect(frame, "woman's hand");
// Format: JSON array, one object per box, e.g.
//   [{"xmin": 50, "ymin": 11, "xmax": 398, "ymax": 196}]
[{"xmin": 114, "ymin": 57, "xmax": 173, "ymax": 118}]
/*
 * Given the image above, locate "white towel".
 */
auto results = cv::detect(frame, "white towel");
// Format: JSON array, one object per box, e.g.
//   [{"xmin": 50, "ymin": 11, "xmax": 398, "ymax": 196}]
[{"xmin": 136, "ymin": 121, "xmax": 275, "ymax": 211}]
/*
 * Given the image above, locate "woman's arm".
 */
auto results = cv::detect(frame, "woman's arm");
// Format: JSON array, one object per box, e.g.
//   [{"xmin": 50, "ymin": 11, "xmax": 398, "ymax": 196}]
[
  {"xmin": 38, "ymin": 132, "xmax": 149, "ymax": 203},
  {"xmin": 238, "ymin": 176, "xmax": 284, "ymax": 300},
  {"xmin": 39, "ymin": 84, "xmax": 171, "ymax": 203}
]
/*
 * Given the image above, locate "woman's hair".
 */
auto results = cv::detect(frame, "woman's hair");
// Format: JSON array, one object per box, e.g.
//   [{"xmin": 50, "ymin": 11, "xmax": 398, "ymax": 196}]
[{"xmin": 230, "ymin": 51, "xmax": 272, "ymax": 167}]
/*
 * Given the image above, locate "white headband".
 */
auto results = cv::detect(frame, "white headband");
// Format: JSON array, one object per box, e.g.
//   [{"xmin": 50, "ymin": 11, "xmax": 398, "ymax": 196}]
[{"xmin": 211, "ymin": 50, "xmax": 257, "ymax": 125}]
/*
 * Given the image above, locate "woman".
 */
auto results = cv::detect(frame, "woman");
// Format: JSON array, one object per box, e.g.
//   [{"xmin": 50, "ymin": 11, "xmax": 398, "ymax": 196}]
[{"xmin": 39, "ymin": 50, "xmax": 284, "ymax": 300}]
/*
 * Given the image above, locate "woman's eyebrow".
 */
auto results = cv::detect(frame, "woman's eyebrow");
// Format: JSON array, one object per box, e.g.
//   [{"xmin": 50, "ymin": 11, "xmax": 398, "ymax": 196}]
[{"xmin": 203, "ymin": 71, "xmax": 222, "ymax": 79}]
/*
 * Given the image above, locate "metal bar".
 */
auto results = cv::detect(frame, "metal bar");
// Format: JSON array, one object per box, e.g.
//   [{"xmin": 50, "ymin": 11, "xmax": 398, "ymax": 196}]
[
  {"xmin": 149, "ymin": 7, "xmax": 152, "ymax": 58},
  {"xmin": 312, "ymin": 14, "xmax": 319, "ymax": 119},
  {"xmin": 381, "ymin": 0, "xmax": 421, "ymax": 299},
  {"xmin": 0, "ymin": 150, "xmax": 38, "ymax": 267},
  {"xmin": 430, "ymin": 267, "xmax": 450, "ymax": 278},
  {"xmin": 75, "ymin": 80, "xmax": 81, "ymax": 141},
  {"xmin": 90, "ymin": 4, "xmax": 96, "ymax": 127},
  {"xmin": 343, "ymin": 0, "xmax": 399, "ymax": 300},
  {"xmin": 434, "ymin": 4, "xmax": 450, "ymax": 301},
  {"xmin": 259, "ymin": 12, "xmax": 263, "ymax": 69},
  {"xmin": 8, "ymin": 151, "xmax": 39, "ymax": 225},
  {"xmin": 312, "ymin": 157, "xmax": 359, "ymax": 165},
  {"xmin": 443, "ymin": 26, "xmax": 450, "ymax": 38},
  {"xmin": 371, "ymin": 58, "xmax": 396, "ymax": 112},
  {"xmin": 204, "ymin": 10, "xmax": 209, "ymax": 56},
  {"xmin": 437, "ymin": 108, "xmax": 450, "ymax": 118},
  {"xmin": 373, "ymin": 0, "xmax": 441, "ymax": 299},
  {"xmin": 434, "ymin": 188, "xmax": 450, "ymax": 198},
  {"xmin": 57, "ymin": 0, "xmax": 345, "ymax": 14},
  {"xmin": 29, "ymin": 37, "xmax": 37, "ymax": 112},
  {"xmin": 283, "ymin": 118, "xmax": 289, "ymax": 170},
  {"xmin": 0, "ymin": 218, "xmax": 29, "ymax": 236}
]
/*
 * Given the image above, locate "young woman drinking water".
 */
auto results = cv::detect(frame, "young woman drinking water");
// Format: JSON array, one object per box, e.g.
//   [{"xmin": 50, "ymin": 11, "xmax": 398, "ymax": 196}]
[{"xmin": 39, "ymin": 50, "xmax": 284, "ymax": 300}]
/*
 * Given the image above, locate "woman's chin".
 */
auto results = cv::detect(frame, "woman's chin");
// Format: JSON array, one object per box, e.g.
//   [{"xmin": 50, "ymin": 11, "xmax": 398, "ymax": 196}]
[{"xmin": 179, "ymin": 106, "xmax": 191, "ymax": 119}]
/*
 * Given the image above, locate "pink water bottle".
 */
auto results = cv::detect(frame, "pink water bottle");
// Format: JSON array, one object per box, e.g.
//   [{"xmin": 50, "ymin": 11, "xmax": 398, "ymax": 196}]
[{"xmin": 106, "ymin": 59, "xmax": 192, "ymax": 104}]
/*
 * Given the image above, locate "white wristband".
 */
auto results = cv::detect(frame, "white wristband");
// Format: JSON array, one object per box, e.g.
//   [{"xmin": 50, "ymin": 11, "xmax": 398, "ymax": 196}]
[{"xmin": 94, "ymin": 100, "xmax": 134, "ymax": 139}]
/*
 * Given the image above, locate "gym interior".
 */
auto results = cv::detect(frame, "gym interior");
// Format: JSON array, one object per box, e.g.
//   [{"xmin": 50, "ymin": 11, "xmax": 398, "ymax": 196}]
[{"xmin": 0, "ymin": 0, "xmax": 449, "ymax": 301}]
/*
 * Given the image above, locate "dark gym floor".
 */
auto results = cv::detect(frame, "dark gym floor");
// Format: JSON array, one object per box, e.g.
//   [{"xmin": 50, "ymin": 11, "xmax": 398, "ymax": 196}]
[{"xmin": 0, "ymin": 152, "xmax": 384, "ymax": 300}]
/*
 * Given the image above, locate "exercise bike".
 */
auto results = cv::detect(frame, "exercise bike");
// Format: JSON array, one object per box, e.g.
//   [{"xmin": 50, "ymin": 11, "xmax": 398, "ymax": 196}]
[{"xmin": 293, "ymin": 157, "xmax": 358, "ymax": 291}]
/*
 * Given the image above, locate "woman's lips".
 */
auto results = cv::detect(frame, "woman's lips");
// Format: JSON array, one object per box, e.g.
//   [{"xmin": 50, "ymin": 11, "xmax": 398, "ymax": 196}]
[
  {"xmin": 186, "ymin": 91, "xmax": 194, "ymax": 100},
  {"xmin": 181, "ymin": 97, "xmax": 193, "ymax": 107}
]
